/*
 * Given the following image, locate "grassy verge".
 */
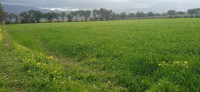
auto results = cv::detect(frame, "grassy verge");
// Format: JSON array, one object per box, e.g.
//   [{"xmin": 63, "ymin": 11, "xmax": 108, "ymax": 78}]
[
  {"xmin": 0, "ymin": 25, "xmax": 66, "ymax": 91},
  {"xmin": 0, "ymin": 25, "xmax": 125, "ymax": 91}
]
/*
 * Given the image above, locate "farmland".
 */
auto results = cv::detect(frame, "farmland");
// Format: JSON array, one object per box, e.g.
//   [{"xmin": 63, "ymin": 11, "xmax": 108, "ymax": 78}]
[{"xmin": 0, "ymin": 18, "xmax": 200, "ymax": 91}]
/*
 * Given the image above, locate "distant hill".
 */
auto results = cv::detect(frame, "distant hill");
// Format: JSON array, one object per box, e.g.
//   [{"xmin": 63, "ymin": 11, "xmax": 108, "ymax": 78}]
[
  {"xmin": 2, "ymin": 4, "xmax": 54, "ymax": 14},
  {"xmin": 3, "ymin": 4, "xmax": 37, "ymax": 14},
  {"xmin": 2, "ymin": 2, "xmax": 190, "ymax": 14}
]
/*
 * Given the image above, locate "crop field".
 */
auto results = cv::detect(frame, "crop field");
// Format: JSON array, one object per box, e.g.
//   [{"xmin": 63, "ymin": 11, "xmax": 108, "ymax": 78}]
[{"xmin": 0, "ymin": 18, "xmax": 200, "ymax": 91}]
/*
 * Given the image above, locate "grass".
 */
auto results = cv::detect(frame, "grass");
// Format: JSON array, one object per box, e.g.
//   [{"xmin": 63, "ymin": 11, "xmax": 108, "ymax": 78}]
[{"xmin": 1, "ymin": 18, "xmax": 200, "ymax": 91}]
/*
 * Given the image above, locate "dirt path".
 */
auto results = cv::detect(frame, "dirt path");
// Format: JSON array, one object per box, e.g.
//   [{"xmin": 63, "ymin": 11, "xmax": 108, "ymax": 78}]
[
  {"xmin": 4, "ymin": 37, "xmax": 10, "ymax": 48},
  {"xmin": 2, "ymin": 27, "xmax": 10, "ymax": 49}
]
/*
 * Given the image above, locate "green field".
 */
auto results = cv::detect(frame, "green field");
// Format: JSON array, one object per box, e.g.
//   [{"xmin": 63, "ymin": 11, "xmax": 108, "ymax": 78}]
[{"xmin": 0, "ymin": 19, "xmax": 200, "ymax": 91}]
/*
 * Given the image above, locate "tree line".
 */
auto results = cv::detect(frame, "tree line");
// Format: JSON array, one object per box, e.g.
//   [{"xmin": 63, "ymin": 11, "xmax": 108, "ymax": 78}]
[{"xmin": 1, "ymin": 2, "xmax": 200, "ymax": 24}]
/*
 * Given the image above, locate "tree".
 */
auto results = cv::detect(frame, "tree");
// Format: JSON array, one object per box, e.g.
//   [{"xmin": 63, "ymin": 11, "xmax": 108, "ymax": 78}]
[
  {"xmin": 67, "ymin": 13, "xmax": 74, "ymax": 22},
  {"xmin": 167, "ymin": 10, "xmax": 176, "ymax": 18},
  {"xmin": 43, "ymin": 12, "xmax": 56, "ymax": 22},
  {"xmin": 188, "ymin": 9, "xmax": 197, "ymax": 15},
  {"xmin": 3, "ymin": 12, "xmax": 8, "ymax": 23},
  {"xmin": 120, "ymin": 12, "xmax": 127, "ymax": 20},
  {"xmin": 28, "ymin": 9, "xmax": 36, "ymax": 23},
  {"xmin": 167, "ymin": 10, "xmax": 176, "ymax": 15},
  {"xmin": 77, "ymin": 10, "xmax": 85, "ymax": 21},
  {"xmin": 60, "ymin": 12, "xmax": 66, "ymax": 21},
  {"xmin": 93, "ymin": 9, "xmax": 99, "ymax": 21},
  {"xmin": 0, "ymin": 2, "xmax": 5, "ymax": 24},
  {"xmin": 105, "ymin": 9, "xmax": 113, "ymax": 20},
  {"xmin": 98, "ymin": 8, "xmax": 113, "ymax": 21},
  {"xmin": 13, "ymin": 14, "xmax": 19, "ymax": 23},
  {"xmin": 111, "ymin": 13, "xmax": 120, "ymax": 20},
  {"xmin": 72, "ymin": 11, "xmax": 79, "ymax": 21},
  {"xmin": 99, "ymin": 8, "xmax": 107, "ymax": 21},
  {"xmin": 136, "ymin": 12, "xmax": 145, "ymax": 17},
  {"xmin": 20, "ymin": 11, "xmax": 30, "ymax": 23},
  {"xmin": 83, "ymin": 10, "xmax": 91, "ymax": 21},
  {"xmin": 55, "ymin": 13, "xmax": 60, "ymax": 22},
  {"xmin": 176, "ymin": 11, "xmax": 184, "ymax": 15},
  {"xmin": 147, "ymin": 12, "xmax": 155, "ymax": 17},
  {"xmin": 155, "ymin": 13, "xmax": 161, "ymax": 16},
  {"xmin": 34, "ymin": 10, "xmax": 43, "ymax": 23},
  {"xmin": 187, "ymin": 8, "xmax": 200, "ymax": 18},
  {"xmin": 188, "ymin": 8, "xmax": 200, "ymax": 17},
  {"xmin": 27, "ymin": 9, "xmax": 43, "ymax": 23},
  {"xmin": 129, "ymin": 13, "xmax": 135, "ymax": 17},
  {"xmin": 8, "ymin": 13, "xmax": 15, "ymax": 23}
]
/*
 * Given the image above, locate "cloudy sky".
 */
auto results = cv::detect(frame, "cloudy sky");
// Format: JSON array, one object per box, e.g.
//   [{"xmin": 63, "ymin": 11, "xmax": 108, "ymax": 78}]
[{"xmin": 1, "ymin": 0, "xmax": 200, "ymax": 10}]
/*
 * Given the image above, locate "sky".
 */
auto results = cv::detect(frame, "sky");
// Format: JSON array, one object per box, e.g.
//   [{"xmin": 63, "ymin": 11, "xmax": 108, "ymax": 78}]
[{"xmin": 1, "ymin": 0, "xmax": 200, "ymax": 11}]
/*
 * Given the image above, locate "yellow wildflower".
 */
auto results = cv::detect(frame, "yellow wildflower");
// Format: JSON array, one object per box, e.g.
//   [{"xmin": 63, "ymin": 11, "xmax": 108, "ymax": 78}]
[
  {"xmin": 48, "ymin": 56, "xmax": 53, "ymax": 59},
  {"xmin": 184, "ymin": 61, "xmax": 188, "ymax": 64},
  {"xmin": 158, "ymin": 63, "xmax": 162, "ymax": 66},
  {"xmin": 26, "ymin": 59, "xmax": 31, "ymax": 62},
  {"xmin": 37, "ymin": 62, "xmax": 41, "ymax": 65},
  {"xmin": 173, "ymin": 61, "xmax": 180, "ymax": 64}
]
